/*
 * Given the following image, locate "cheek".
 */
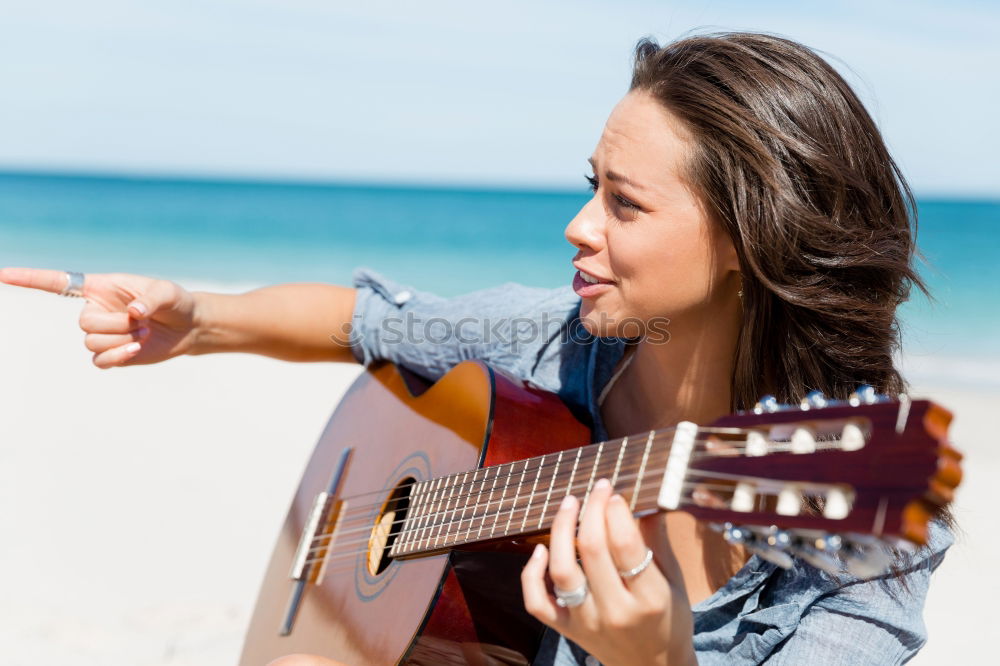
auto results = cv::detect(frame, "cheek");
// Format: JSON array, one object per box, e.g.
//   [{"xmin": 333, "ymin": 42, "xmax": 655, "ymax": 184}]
[{"xmin": 610, "ymin": 224, "xmax": 718, "ymax": 318}]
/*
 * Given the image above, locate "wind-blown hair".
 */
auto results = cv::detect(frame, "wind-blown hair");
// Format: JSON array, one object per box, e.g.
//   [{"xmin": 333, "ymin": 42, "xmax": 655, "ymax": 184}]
[{"xmin": 630, "ymin": 31, "xmax": 925, "ymax": 410}]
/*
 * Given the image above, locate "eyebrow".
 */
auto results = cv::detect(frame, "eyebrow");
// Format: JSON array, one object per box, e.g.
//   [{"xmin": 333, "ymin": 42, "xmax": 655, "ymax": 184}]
[{"xmin": 588, "ymin": 157, "xmax": 646, "ymax": 191}]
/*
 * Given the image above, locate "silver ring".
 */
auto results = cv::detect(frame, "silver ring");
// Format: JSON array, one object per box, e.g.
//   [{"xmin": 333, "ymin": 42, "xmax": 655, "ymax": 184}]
[
  {"xmin": 60, "ymin": 271, "xmax": 85, "ymax": 298},
  {"xmin": 618, "ymin": 548, "xmax": 653, "ymax": 579},
  {"xmin": 554, "ymin": 580, "xmax": 588, "ymax": 608}
]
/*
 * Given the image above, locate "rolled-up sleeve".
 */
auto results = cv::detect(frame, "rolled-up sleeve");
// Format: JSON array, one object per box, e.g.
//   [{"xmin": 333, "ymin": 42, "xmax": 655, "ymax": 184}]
[{"xmin": 349, "ymin": 267, "xmax": 585, "ymax": 385}]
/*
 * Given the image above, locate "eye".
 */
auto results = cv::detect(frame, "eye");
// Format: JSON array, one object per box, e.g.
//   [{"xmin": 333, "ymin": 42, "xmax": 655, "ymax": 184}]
[
  {"xmin": 613, "ymin": 194, "xmax": 640, "ymax": 211},
  {"xmin": 585, "ymin": 173, "xmax": 642, "ymax": 216}
]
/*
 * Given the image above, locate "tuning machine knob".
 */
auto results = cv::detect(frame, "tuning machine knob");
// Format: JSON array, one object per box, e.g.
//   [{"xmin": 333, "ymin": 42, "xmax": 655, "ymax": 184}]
[
  {"xmin": 799, "ymin": 390, "xmax": 827, "ymax": 410},
  {"xmin": 848, "ymin": 384, "xmax": 887, "ymax": 406}
]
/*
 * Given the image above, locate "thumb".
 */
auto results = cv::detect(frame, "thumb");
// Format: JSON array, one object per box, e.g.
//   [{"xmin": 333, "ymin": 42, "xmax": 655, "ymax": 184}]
[{"xmin": 127, "ymin": 279, "xmax": 183, "ymax": 319}]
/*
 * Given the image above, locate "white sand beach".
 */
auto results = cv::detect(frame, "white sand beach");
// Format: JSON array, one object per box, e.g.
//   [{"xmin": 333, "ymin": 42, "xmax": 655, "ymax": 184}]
[{"xmin": 0, "ymin": 286, "xmax": 992, "ymax": 664}]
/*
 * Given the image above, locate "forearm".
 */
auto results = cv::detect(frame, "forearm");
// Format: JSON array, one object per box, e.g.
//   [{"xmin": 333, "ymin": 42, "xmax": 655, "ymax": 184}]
[{"xmin": 189, "ymin": 283, "xmax": 359, "ymax": 362}]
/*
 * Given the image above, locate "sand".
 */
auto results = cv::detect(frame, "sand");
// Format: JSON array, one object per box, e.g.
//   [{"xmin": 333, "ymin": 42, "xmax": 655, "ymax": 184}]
[{"xmin": 0, "ymin": 286, "xmax": 991, "ymax": 664}]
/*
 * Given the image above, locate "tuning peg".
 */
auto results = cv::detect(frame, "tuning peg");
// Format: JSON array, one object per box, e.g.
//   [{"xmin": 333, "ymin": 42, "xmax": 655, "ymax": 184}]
[
  {"xmin": 840, "ymin": 421, "xmax": 866, "ymax": 451},
  {"xmin": 721, "ymin": 523, "xmax": 752, "ymax": 545},
  {"xmin": 753, "ymin": 395, "xmax": 780, "ymax": 414},
  {"xmin": 722, "ymin": 524, "xmax": 795, "ymax": 568},
  {"xmin": 789, "ymin": 539, "xmax": 844, "ymax": 574},
  {"xmin": 799, "ymin": 390, "xmax": 827, "ymax": 410},
  {"xmin": 849, "ymin": 384, "xmax": 879, "ymax": 406}
]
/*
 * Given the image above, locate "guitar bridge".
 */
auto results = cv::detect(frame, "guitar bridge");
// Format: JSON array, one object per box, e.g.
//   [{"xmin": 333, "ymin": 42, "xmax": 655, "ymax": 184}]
[{"xmin": 281, "ymin": 447, "xmax": 352, "ymax": 636}]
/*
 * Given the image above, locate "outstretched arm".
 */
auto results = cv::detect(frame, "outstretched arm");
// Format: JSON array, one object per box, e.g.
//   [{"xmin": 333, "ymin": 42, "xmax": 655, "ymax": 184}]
[{"xmin": 0, "ymin": 267, "xmax": 358, "ymax": 367}]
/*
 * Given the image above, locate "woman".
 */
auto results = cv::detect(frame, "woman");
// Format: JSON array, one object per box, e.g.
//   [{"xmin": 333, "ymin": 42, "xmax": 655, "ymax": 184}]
[{"xmin": 1, "ymin": 32, "xmax": 951, "ymax": 665}]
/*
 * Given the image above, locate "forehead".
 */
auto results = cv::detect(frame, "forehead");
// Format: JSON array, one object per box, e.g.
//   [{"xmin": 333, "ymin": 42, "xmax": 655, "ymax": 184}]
[{"xmin": 594, "ymin": 90, "xmax": 693, "ymax": 185}]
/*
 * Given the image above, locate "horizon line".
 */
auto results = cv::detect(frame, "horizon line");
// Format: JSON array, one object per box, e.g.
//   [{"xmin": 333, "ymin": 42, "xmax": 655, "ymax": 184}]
[{"xmin": 0, "ymin": 165, "xmax": 996, "ymax": 203}]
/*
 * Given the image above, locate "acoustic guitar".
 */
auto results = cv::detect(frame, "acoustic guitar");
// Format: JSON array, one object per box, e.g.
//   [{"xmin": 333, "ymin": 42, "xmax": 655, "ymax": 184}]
[{"xmin": 240, "ymin": 361, "xmax": 961, "ymax": 665}]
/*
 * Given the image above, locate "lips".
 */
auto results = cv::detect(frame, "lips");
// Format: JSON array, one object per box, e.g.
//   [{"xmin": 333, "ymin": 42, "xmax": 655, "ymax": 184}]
[
  {"xmin": 573, "ymin": 264, "xmax": 614, "ymax": 284},
  {"xmin": 572, "ymin": 268, "xmax": 615, "ymax": 297}
]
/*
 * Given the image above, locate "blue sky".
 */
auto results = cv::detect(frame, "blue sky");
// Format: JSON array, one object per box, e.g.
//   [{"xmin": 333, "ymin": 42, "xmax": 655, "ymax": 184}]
[{"xmin": 0, "ymin": 0, "xmax": 997, "ymax": 196}]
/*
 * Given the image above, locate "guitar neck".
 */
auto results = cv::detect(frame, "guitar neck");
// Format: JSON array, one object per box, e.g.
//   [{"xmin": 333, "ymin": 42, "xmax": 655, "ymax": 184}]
[{"xmin": 390, "ymin": 427, "xmax": 681, "ymax": 557}]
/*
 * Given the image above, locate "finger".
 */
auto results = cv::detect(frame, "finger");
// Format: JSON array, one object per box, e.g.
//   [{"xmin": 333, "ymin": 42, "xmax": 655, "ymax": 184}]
[
  {"xmin": 521, "ymin": 544, "xmax": 561, "ymax": 625},
  {"xmin": 92, "ymin": 341, "xmax": 142, "ymax": 369},
  {"xmin": 0, "ymin": 267, "xmax": 82, "ymax": 295},
  {"xmin": 84, "ymin": 329, "xmax": 149, "ymax": 353},
  {"xmin": 607, "ymin": 493, "xmax": 665, "ymax": 600},
  {"xmin": 639, "ymin": 514, "xmax": 685, "ymax": 591},
  {"xmin": 128, "ymin": 278, "xmax": 181, "ymax": 319},
  {"xmin": 547, "ymin": 494, "xmax": 587, "ymax": 594},
  {"xmin": 577, "ymin": 479, "xmax": 628, "ymax": 606},
  {"xmin": 79, "ymin": 306, "xmax": 136, "ymax": 334}
]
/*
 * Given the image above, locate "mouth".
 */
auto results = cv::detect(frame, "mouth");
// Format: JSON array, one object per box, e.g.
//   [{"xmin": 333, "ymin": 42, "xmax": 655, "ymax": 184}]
[
  {"xmin": 573, "ymin": 264, "xmax": 614, "ymax": 285},
  {"xmin": 572, "ymin": 265, "xmax": 615, "ymax": 297}
]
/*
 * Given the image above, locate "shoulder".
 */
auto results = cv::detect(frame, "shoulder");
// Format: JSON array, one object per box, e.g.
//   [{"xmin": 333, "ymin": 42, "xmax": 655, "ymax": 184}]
[{"xmin": 349, "ymin": 267, "xmax": 599, "ymax": 395}]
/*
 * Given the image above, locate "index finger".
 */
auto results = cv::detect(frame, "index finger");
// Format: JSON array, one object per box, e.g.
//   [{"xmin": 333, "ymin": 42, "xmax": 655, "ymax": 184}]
[{"xmin": 0, "ymin": 267, "xmax": 78, "ymax": 294}]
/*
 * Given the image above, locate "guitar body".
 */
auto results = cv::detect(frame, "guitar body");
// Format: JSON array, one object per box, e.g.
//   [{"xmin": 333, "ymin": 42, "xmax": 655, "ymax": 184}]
[{"xmin": 240, "ymin": 361, "xmax": 590, "ymax": 665}]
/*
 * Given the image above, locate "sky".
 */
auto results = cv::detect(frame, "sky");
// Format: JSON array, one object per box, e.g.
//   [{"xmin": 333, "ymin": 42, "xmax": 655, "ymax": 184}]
[{"xmin": 0, "ymin": 0, "xmax": 997, "ymax": 197}]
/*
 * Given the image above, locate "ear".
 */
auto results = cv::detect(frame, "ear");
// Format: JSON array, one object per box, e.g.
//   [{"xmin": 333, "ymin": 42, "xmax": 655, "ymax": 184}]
[{"xmin": 719, "ymin": 230, "xmax": 742, "ymax": 274}]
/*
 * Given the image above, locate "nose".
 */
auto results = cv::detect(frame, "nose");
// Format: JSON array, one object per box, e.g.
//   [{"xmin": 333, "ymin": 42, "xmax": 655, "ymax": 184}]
[{"xmin": 564, "ymin": 197, "xmax": 606, "ymax": 255}]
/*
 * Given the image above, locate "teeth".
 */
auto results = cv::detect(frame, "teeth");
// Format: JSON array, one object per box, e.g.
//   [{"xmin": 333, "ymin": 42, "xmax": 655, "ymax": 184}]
[{"xmin": 580, "ymin": 271, "xmax": 600, "ymax": 284}]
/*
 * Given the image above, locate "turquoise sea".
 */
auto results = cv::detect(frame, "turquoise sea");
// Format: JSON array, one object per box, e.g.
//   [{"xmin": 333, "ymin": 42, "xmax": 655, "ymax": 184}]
[{"xmin": 1, "ymin": 171, "xmax": 997, "ymax": 379}]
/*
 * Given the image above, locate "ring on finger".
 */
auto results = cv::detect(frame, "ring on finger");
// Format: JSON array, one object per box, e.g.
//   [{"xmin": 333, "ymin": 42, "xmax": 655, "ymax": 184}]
[
  {"xmin": 554, "ymin": 580, "xmax": 589, "ymax": 608},
  {"xmin": 618, "ymin": 548, "xmax": 654, "ymax": 579},
  {"xmin": 60, "ymin": 271, "xmax": 85, "ymax": 298}
]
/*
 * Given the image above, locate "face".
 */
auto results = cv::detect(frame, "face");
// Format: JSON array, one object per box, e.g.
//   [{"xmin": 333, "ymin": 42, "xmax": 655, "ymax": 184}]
[{"xmin": 565, "ymin": 90, "xmax": 739, "ymax": 338}]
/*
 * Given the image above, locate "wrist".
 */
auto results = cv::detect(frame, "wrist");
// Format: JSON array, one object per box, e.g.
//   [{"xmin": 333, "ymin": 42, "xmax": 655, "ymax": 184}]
[{"xmin": 187, "ymin": 291, "xmax": 223, "ymax": 355}]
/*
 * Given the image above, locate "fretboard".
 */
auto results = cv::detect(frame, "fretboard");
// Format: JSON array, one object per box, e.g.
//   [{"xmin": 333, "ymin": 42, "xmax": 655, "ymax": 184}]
[{"xmin": 389, "ymin": 428, "xmax": 675, "ymax": 557}]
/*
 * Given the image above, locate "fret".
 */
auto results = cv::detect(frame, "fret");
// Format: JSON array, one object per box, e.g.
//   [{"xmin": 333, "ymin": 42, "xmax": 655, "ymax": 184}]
[
  {"xmin": 418, "ymin": 478, "xmax": 442, "ymax": 550},
  {"xmin": 470, "ymin": 468, "xmax": 492, "ymax": 541},
  {"xmin": 610, "ymin": 436, "xmax": 629, "ymax": 490},
  {"xmin": 434, "ymin": 474, "xmax": 458, "ymax": 548},
  {"xmin": 631, "ymin": 430, "xmax": 656, "ymax": 511},
  {"xmin": 458, "ymin": 469, "xmax": 481, "ymax": 544},
  {"xmin": 491, "ymin": 462, "xmax": 513, "ymax": 538},
  {"xmin": 565, "ymin": 447, "xmax": 583, "ymax": 499},
  {"xmin": 445, "ymin": 471, "xmax": 470, "ymax": 547},
  {"xmin": 522, "ymin": 454, "xmax": 546, "ymax": 531},
  {"xmin": 402, "ymin": 481, "xmax": 428, "ymax": 553},
  {"xmin": 538, "ymin": 450, "xmax": 564, "ymax": 528},
  {"xmin": 579, "ymin": 441, "xmax": 605, "ymax": 519},
  {"xmin": 504, "ymin": 459, "xmax": 531, "ymax": 536},
  {"xmin": 484, "ymin": 464, "xmax": 503, "ymax": 538}
]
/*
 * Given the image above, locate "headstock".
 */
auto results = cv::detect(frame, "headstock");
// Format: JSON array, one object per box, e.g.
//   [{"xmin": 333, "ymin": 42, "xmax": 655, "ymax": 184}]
[{"xmin": 671, "ymin": 387, "xmax": 962, "ymax": 576}]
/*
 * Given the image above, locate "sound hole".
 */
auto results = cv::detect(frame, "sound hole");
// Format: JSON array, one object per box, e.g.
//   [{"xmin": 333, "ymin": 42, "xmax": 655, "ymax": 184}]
[{"xmin": 367, "ymin": 476, "xmax": 414, "ymax": 575}]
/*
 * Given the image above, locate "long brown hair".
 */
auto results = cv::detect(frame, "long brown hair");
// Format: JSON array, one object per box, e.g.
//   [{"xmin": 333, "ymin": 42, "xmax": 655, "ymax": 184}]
[{"xmin": 630, "ymin": 31, "xmax": 925, "ymax": 411}]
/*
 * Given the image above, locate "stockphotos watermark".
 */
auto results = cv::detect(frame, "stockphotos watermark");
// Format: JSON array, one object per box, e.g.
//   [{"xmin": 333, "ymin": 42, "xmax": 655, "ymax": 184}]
[{"xmin": 339, "ymin": 312, "xmax": 670, "ymax": 351}]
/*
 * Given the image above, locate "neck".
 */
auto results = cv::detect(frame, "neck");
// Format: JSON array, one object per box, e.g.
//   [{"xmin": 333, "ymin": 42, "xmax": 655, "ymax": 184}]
[{"xmin": 604, "ymin": 287, "xmax": 742, "ymax": 437}]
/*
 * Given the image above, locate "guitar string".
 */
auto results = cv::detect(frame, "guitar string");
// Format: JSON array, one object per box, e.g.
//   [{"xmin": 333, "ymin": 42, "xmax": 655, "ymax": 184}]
[
  {"xmin": 304, "ymin": 437, "xmax": 852, "ymax": 552},
  {"xmin": 295, "ymin": 485, "xmax": 718, "ymax": 578},
  {"xmin": 296, "ymin": 456, "xmax": 820, "ymax": 567},
  {"xmin": 304, "ymin": 458, "xmax": 673, "ymax": 552},
  {"xmin": 303, "ymin": 436, "xmax": 852, "ymax": 547},
  {"xmin": 305, "ymin": 427, "xmax": 850, "ymax": 530},
  {"xmin": 304, "ymin": 476, "xmax": 744, "ymax": 562},
  {"xmin": 302, "ymin": 422, "xmax": 834, "ymax": 508}
]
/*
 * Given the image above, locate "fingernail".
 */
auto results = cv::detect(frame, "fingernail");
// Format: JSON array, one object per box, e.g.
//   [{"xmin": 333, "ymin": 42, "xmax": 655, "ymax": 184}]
[
  {"xmin": 533, "ymin": 543, "xmax": 545, "ymax": 558},
  {"xmin": 125, "ymin": 342, "xmax": 141, "ymax": 354},
  {"xmin": 560, "ymin": 495, "xmax": 575, "ymax": 510},
  {"xmin": 595, "ymin": 478, "xmax": 611, "ymax": 490},
  {"xmin": 129, "ymin": 301, "xmax": 148, "ymax": 317}
]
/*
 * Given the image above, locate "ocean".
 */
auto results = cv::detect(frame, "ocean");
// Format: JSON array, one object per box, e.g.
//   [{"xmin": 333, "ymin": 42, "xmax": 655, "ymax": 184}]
[{"xmin": 1, "ymin": 171, "xmax": 997, "ymax": 384}]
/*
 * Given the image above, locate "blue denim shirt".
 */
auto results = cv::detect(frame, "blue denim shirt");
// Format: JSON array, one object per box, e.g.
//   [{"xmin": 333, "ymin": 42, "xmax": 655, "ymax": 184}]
[{"xmin": 349, "ymin": 268, "xmax": 952, "ymax": 666}]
